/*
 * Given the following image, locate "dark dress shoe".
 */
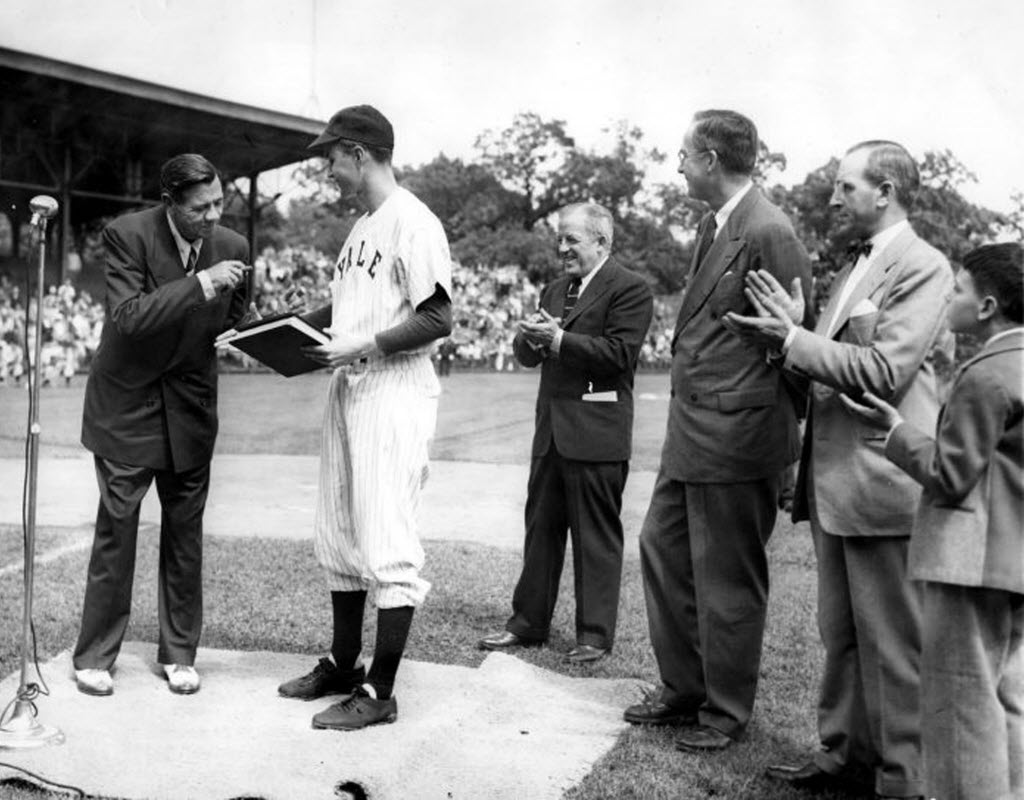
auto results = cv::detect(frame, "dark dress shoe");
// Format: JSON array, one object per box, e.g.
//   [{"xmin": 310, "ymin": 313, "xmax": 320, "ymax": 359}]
[
  {"xmin": 565, "ymin": 644, "xmax": 607, "ymax": 663},
  {"xmin": 477, "ymin": 631, "xmax": 540, "ymax": 650},
  {"xmin": 623, "ymin": 688, "xmax": 697, "ymax": 726},
  {"xmin": 765, "ymin": 762, "xmax": 843, "ymax": 792},
  {"xmin": 675, "ymin": 724, "xmax": 733, "ymax": 752}
]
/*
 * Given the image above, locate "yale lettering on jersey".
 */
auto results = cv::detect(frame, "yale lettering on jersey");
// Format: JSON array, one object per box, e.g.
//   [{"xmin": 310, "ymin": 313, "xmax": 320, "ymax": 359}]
[{"xmin": 339, "ymin": 239, "xmax": 384, "ymax": 279}]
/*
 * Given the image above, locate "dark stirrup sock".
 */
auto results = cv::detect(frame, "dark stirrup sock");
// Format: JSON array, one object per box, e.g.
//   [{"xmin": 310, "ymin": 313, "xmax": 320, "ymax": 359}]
[
  {"xmin": 330, "ymin": 590, "xmax": 368, "ymax": 671},
  {"xmin": 365, "ymin": 606, "xmax": 415, "ymax": 700}
]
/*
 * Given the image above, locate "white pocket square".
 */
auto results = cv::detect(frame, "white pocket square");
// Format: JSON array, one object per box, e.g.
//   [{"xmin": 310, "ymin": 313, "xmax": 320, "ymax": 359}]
[{"xmin": 849, "ymin": 298, "xmax": 879, "ymax": 317}]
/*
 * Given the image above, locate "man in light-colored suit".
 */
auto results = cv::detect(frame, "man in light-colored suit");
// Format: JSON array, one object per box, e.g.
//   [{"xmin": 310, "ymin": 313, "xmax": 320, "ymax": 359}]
[
  {"xmin": 725, "ymin": 140, "xmax": 953, "ymax": 799},
  {"xmin": 625, "ymin": 110, "xmax": 812, "ymax": 751},
  {"xmin": 845, "ymin": 242, "xmax": 1023, "ymax": 800}
]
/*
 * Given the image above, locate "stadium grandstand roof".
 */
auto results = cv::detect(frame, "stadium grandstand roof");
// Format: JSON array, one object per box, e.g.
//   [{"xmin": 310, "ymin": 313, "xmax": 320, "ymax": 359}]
[{"xmin": 0, "ymin": 45, "xmax": 325, "ymax": 279}]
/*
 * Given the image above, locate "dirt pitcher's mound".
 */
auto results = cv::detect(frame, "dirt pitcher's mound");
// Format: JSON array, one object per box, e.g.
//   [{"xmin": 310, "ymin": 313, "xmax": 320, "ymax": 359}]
[{"xmin": 0, "ymin": 641, "xmax": 642, "ymax": 799}]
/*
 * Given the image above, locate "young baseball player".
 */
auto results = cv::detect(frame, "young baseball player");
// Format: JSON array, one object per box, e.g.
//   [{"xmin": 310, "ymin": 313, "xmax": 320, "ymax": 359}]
[
  {"xmin": 276, "ymin": 105, "xmax": 453, "ymax": 731},
  {"xmin": 844, "ymin": 242, "xmax": 1023, "ymax": 799}
]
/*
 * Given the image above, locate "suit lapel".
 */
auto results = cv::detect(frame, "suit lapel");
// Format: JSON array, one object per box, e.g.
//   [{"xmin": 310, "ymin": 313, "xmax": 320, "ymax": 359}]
[
  {"xmin": 194, "ymin": 236, "xmax": 213, "ymax": 272},
  {"xmin": 815, "ymin": 263, "xmax": 853, "ymax": 335},
  {"xmin": 827, "ymin": 227, "xmax": 917, "ymax": 338},
  {"xmin": 674, "ymin": 189, "xmax": 759, "ymax": 338},
  {"xmin": 564, "ymin": 259, "xmax": 617, "ymax": 327},
  {"xmin": 151, "ymin": 208, "xmax": 190, "ymax": 286},
  {"xmin": 954, "ymin": 330, "xmax": 1024, "ymax": 376}
]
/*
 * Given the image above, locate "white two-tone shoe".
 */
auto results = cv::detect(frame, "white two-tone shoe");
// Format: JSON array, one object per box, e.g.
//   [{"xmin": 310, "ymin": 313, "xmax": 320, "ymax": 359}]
[
  {"xmin": 74, "ymin": 668, "xmax": 113, "ymax": 696},
  {"xmin": 163, "ymin": 664, "xmax": 200, "ymax": 695}
]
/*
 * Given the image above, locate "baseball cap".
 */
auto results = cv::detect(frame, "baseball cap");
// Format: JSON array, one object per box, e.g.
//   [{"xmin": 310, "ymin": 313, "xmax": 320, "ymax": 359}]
[{"xmin": 307, "ymin": 105, "xmax": 394, "ymax": 151}]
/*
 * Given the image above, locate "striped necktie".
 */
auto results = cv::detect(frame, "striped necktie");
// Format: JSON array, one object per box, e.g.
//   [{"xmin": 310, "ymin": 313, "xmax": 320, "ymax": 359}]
[
  {"xmin": 693, "ymin": 215, "xmax": 717, "ymax": 273},
  {"xmin": 563, "ymin": 277, "xmax": 581, "ymax": 317},
  {"xmin": 186, "ymin": 244, "xmax": 199, "ymax": 276}
]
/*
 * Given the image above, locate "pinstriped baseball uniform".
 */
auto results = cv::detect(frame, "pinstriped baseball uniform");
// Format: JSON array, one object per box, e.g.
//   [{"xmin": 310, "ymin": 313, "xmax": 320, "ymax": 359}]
[{"xmin": 314, "ymin": 187, "xmax": 452, "ymax": 608}]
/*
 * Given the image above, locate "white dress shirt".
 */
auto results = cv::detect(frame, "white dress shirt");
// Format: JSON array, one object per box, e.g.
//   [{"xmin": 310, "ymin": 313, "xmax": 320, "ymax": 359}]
[
  {"xmin": 551, "ymin": 255, "xmax": 609, "ymax": 355},
  {"xmin": 825, "ymin": 219, "xmax": 909, "ymax": 338},
  {"xmin": 781, "ymin": 218, "xmax": 910, "ymax": 354},
  {"xmin": 166, "ymin": 211, "xmax": 216, "ymax": 300},
  {"xmin": 713, "ymin": 180, "xmax": 753, "ymax": 241}
]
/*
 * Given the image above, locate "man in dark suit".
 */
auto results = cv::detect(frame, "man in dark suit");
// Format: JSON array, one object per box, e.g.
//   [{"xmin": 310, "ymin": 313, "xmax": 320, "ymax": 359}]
[
  {"xmin": 73, "ymin": 153, "xmax": 249, "ymax": 697},
  {"xmin": 625, "ymin": 110, "xmax": 812, "ymax": 750},
  {"xmin": 727, "ymin": 140, "xmax": 952, "ymax": 800},
  {"xmin": 478, "ymin": 202, "xmax": 653, "ymax": 663}
]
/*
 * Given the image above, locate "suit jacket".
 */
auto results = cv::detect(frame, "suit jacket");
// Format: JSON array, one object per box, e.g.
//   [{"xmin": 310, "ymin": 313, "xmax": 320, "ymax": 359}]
[
  {"xmin": 664, "ymin": 187, "xmax": 812, "ymax": 482},
  {"xmin": 787, "ymin": 225, "xmax": 954, "ymax": 537},
  {"xmin": 81, "ymin": 206, "xmax": 248, "ymax": 472},
  {"xmin": 886, "ymin": 329, "xmax": 1024, "ymax": 592},
  {"xmin": 514, "ymin": 257, "xmax": 653, "ymax": 462}
]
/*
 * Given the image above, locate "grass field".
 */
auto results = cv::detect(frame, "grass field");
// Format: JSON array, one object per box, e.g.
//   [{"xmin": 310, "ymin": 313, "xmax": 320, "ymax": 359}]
[{"xmin": 0, "ymin": 372, "xmax": 857, "ymax": 800}]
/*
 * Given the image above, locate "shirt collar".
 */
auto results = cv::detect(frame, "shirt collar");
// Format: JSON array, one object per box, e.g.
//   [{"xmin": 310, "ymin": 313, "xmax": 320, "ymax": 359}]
[
  {"xmin": 985, "ymin": 326, "xmax": 1024, "ymax": 347},
  {"xmin": 165, "ymin": 210, "xmax": 203, "ymax": 267},
  {"xmin": 579, "ymin": 255, "xmax": 609, "ymax": 295},
  {"xmin": 714, "ymin": 180, "xmax": 754, "ymax": 235},
  {"xmin": 867, "ymin": 218, "xmax": 909, "ymax": 255}
]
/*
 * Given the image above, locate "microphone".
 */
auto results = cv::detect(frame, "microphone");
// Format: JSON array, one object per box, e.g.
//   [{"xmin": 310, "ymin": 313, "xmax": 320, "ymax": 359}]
[{"xmin": 29, "ymin": 195, "xmax": 59, "ymax": 227}]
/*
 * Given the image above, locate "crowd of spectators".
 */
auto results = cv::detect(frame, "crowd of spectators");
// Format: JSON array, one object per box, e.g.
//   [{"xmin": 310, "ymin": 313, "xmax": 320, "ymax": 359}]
[
  {"xmin": 0, "ymin": 275, "xmax": 104, "ymax": 386},
  {"xmin": 0, "ymin": 246, "xmax": 680, "ymax": 384}
]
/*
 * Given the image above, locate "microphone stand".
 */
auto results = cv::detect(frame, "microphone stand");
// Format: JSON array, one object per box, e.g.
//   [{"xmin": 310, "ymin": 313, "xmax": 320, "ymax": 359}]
[{"xmin": 0, "ymin": 208, "xmax": 65, "ymax": 749}]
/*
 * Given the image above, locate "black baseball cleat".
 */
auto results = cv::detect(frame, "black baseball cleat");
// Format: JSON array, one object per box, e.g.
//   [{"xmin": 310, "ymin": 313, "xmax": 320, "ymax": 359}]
[
  {"xmin": 312, "ymin": 687, "xmax": 398, "ymax": 731},
  {"xmin": 278, "ymin": 657, "xmax": 366, "ymax": 700}
]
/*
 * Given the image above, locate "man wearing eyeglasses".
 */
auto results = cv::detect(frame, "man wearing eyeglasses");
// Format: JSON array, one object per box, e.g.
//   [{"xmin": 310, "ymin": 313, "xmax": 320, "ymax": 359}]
[{"xmin": 625, "ymin": 109, "xmax": 812, "ymax": 752}]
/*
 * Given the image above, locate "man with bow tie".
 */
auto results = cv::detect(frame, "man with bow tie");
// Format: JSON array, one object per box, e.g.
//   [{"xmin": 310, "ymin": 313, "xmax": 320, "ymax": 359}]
[
  {"xmin": 724, "ymin": 140, "xmax": 954, "ymax": 800},
  {"xmin": 624, "ymin": 109, "xmax": 812, "ymax": 753},
  {"xmin": 478, "ymin": 202, "xmax": 653, "ymax": 664},
  {"xmin": 74, "ymin": 153, "xmax": 249, "ymax": 698}
]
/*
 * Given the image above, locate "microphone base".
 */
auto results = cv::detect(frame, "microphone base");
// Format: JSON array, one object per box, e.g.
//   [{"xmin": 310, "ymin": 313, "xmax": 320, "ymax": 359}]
[{"xmin": 0, "ymin": 699, "xmax": 65, "ymax": 750}]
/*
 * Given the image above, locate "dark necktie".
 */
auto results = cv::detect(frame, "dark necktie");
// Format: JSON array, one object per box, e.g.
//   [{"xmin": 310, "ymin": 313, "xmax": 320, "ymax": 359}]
[
  {"xmin": 563, "ymin": 277, "xmax": 581, "ymax": 317},
  {"xmin": 846, "ymin": 238, "xmax": 873, "ymax": 262},
  {"xmin": 186, "ymin": 244, "xmax": 198, "ymax": 276},
  {"xmin": 693, "ymin": 215, "xmax": 718, "ymax": 272}
]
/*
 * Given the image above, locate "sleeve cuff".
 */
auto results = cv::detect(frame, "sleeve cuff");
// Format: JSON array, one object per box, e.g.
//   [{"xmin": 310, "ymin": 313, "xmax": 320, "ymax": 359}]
[
  {"xmin": 551, "ymin": 328, "xmax": 564, "ymax": 355},
  {"xmin": 781, "ymin": 325, "xmax": 799, "ymax": 355},
  {"xmin": 197, "ymin": 271, "xmax": 217, "ymax": 301}
]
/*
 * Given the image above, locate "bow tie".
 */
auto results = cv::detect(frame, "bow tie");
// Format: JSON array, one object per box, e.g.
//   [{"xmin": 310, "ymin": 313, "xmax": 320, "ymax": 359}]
[{"xmin": 846, "ymin": 239, "xmax": 873, "ymax": 261}]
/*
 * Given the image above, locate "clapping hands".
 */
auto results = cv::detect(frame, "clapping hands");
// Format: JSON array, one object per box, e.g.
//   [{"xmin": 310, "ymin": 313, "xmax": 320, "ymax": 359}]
[
  {"xmin": 720, "ymin": 269, "xmax": 805, "ymax": 349},
  {"xmin": 518, "ymin": 308, "xmax": 561, "ymax": 351}
]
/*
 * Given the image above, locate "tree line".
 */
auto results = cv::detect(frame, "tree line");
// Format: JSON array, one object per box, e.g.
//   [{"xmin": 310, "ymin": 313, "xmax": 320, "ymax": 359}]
[{"xmin": 255, "ymin": 112, "xmax": 1024, "ymax": 302}]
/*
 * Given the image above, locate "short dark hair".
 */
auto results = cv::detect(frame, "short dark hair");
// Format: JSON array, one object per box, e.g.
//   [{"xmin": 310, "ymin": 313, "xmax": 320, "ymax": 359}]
[
  {"xmin": 336, "ymin": 138, "xmax": 393, "ymax": 166},
  {"xmin": 160, "ymin": 154, "xmax": 219, "ymax": 203},
  {"xmin": 962, "ymin": 242, "xmax": 1023, "ymax": 324},
  {"xmin": 847, "ymin": 140, "xmax": 920, "ymax": 210},
  {"xmin": 560, "ymin": 202, "xmax": 614, "ymax": 248},
  {"xmin": 690, "ymin": 110, "xmax": 759, "ymax": 175}
]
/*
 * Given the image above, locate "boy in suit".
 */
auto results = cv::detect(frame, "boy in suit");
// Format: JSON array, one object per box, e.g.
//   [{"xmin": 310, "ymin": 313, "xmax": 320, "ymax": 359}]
[{"xmin": 844, "ymin": 242, "xmax": 1024, "ymax": 800}]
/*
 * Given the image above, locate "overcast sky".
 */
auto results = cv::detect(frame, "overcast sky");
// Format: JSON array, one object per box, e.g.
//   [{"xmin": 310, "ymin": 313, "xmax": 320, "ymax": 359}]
[{"xmin": 2, "ymin": 0, "xmax": 1021, "ymax": 212}]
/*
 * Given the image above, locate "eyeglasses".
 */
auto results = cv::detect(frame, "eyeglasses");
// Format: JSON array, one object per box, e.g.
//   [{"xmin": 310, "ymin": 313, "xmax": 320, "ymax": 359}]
[{"xmin": 678, "ymin": 148, "xmax": 711, "ymax": 163}]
